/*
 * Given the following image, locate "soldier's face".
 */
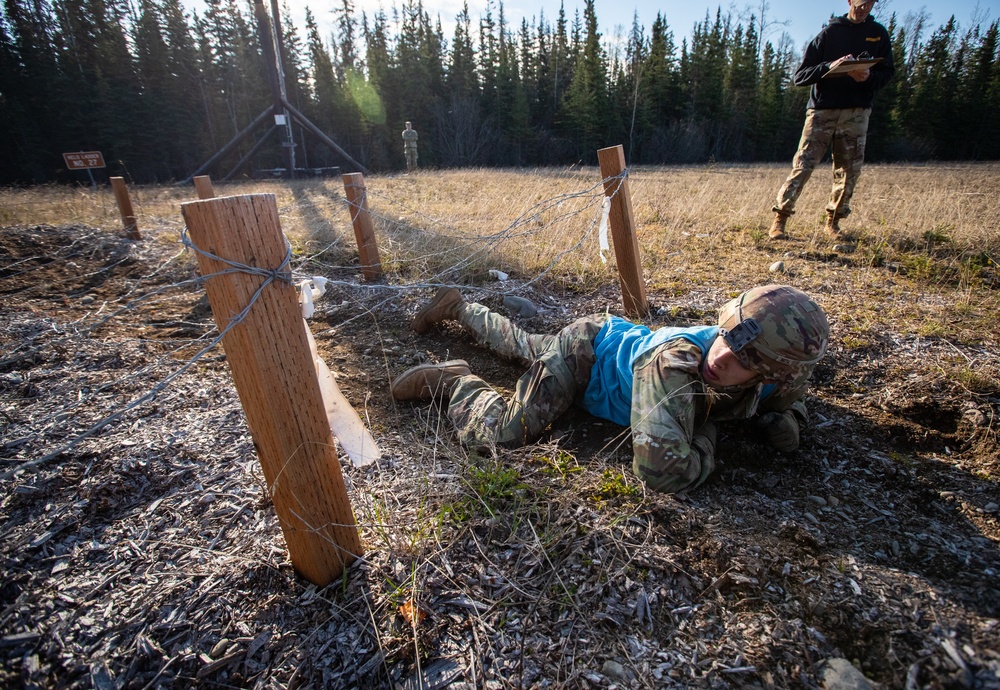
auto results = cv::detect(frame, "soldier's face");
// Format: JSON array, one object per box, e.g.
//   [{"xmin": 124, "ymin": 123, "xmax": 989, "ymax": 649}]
[{"xmin": 702, "ymin": 337, "xmax": 759, "ymax": 388}]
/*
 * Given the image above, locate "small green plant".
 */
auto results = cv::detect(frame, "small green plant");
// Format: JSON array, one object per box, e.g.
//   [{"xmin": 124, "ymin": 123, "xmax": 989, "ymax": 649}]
[
  {"xmin": 591, "ymin": 469, "xmax": 641, "ymax": 503},
  {"xmin": 899, "ymin": 252, "xmax": 937, "ymax": 281},
  {"xmin": 972, "ymin": 469, "xmax": 997, "ymax": 482},
  {"xmin": 889, "ymin": 451, "xmax": 919, "ymax": 468},
  {"xmin": 957, "ymin": 254, "xmax": 988, "ymax": 292},
  {"xmin": 540, "ymin": 450, "xmax": 583, "ymax": 480},
  {"xmin": 383, "ymin": 564, "xmax": 419, "ymax": 607},
  {"xmin": 951, "ymin": 366, "xmax": 1000, "ymax": 394},
  {"xmin": 840, "ymin": 334, "xmax": 869, "ymax": 350},
  {"xmin": 468, "ymin": 461, "xmax": 523, "ymax": 501},
  {"xmin": 746, "ymin": 226, "xmax": 768, "ymax": 248},
  {"xmin": 461, "ymin": 459, "xmax": 531, "ymax": 521},
  {"xmin": 862, "ymin": 239, "xmax": 889, "ymax": 268},
  {"xmin": 437, "ymin": 499, "xmax": 473, "ymax": 525},
  {"xmin": 915, "ymin": 319, "xmax": 947, "ymax": 337},
  {"xmin": 923, "ymin": 224, "xmax": 953, "ymax": 248}
]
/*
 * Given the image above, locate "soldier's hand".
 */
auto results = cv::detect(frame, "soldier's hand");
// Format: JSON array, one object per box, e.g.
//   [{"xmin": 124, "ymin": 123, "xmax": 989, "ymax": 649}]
[
  {"xmin": 692, "ymin": 421, "xmax": 717, "ymax": 454},
  {"xmin": 757, "ymin": 411, "xmax": 800, "ymax": 453},
  {"xmin": 690, "ymin": 422, "xmax": 718, "ymax": 487}
]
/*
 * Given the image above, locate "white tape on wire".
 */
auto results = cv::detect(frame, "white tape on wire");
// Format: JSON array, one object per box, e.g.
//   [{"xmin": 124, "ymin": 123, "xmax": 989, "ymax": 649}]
[{"xmin": 299, "ymin": 276, "xmax": 329, "ymax": 318}]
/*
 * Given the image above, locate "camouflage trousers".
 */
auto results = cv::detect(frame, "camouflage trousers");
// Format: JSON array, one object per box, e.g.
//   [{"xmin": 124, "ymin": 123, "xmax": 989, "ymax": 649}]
[
  {"xmin": 773, "ymin": 108, "xmax": 871, "ymax": 219},
  {"xmin": 404, "ymin": 146, "xmax": 418, "ymax": 171},
  {"xmin": 447, "ymin": 303, "xmax": 605, "ymax": 448}
]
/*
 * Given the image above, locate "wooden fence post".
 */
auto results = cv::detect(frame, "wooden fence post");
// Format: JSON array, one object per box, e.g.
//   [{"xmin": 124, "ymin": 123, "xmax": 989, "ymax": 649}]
[
  {"xmin": 193, "ymin": 175, "xmax": 216, "ymax": 199},
  {"xmin": 181, "ymin": 194, "xmax": 362, "ymax": 586},
  {"xmin": 597, "ymin": 146, "xmax": 648, "ymax": 318},
  {"xmin": 341, "ymin": 173, "xmax": 383, "ymax": 282},
  {"xmin": 110, "ymin": 177, "xmax": 141, "ymax": 240}
]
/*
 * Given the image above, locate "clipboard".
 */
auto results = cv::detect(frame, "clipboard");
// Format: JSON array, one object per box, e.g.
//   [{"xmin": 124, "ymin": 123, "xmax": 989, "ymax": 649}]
[{"xmin": 823, "ymin": 57, "xmax": 882, "ymax": 77}]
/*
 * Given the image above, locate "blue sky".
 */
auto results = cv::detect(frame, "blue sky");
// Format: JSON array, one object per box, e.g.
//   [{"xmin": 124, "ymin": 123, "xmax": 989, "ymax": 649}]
[{"xmin": 190, "ymin": 0, "xmax": 993, "ymax": 57}]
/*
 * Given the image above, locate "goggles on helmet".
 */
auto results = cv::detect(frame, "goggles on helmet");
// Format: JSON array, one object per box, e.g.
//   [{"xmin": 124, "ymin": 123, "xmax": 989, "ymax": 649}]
[{"xmin": 721, "ymin": 318, "xmax": 761, "ymax": 353}]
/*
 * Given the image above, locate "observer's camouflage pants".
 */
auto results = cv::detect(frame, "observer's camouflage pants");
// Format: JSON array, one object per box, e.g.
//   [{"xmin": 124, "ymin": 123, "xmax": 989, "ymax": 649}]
[
  {"xmin": 773, "ymin": 107, "xmax": 871, "ymax": 219},
  {"xmin": 404, "ymin": 146, "xmax": 418, "ymax": 171},
  {"xmin": 447, "ymin": 303, "xmax": 605, "ymax": 448}
]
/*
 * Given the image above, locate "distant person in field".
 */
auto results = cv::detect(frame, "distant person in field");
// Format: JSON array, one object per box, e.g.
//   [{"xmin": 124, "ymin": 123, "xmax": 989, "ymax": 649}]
[
  {"xmin": 392, "ymin": 285, "xmax": 830, "ymax": 494},
  {"xmin": 402, "ymin": 121, "xmax": 419, "ymax": 172},
  {"xmin": 768, "ymin": 0, "xmax": 894, "ymax": 241}
]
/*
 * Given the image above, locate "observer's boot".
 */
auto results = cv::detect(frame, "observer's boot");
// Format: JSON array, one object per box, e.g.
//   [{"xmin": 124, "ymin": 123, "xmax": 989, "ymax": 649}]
[
  {"xmin": 825, "ymin": 213, "xmax": 845, "ymax": 239},
  {"xmin": 769, "ymin": 213, "xmax": 789, "ymax": 239},
  {"xmin": 391, "ymin": 360, "xmax": 472, "ymax": 400},
  {"xmin": 411, "ymin": 287, "xmax": 464, "ymax": 333}
]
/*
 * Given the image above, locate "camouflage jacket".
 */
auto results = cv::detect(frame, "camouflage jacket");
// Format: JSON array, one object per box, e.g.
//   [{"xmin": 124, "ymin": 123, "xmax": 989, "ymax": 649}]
[{"xmin": 629, "ymin": 338, "xmax": 808, "ymax": 494}]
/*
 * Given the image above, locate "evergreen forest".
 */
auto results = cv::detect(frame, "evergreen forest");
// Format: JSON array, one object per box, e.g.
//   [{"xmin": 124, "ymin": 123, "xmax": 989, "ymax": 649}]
[{"xmin": 1, "ymin": 0, "xmax": 998, "ymax": 184}]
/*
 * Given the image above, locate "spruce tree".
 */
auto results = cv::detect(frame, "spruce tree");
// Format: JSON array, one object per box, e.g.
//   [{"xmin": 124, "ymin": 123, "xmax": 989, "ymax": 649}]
[
  {"xmin": 905, "ymin": 17, "xmax": 958, "ymax": 158},
  {"xmin": 557, "ymin": 0, "xmax": 607, "ymax": 161},
  {"xmin": 1, "ymin": 0, "xmax": 61, "ymax": 181},
  {"xmin": 495, "ymin": 3, "xmax": 529, "ymax": 163},
  {"xmin": 956, "ymin": 21, "xmax": 999, "ymax": 158}
]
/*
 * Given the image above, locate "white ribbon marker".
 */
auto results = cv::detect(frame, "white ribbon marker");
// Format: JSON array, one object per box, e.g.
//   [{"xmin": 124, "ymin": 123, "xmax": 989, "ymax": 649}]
[
  {"xmin": 304, "ymin": 323, "xmax": 381, "ymax": 467},
  {"xmin": 297, "ymin": 278, "xmax": 380, "ymax": 467},
  {"xmin": 598, "ymin": 196, "xmax": 611, "ymax": 264}
]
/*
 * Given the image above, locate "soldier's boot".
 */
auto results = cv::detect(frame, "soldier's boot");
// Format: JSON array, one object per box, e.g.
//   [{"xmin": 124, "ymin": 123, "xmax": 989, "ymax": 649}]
[
  {"xmin": 825, "ymin": 213, "xmax": 851, "ymax": 240},
  {"xmin": 769, "ymin": 212, "xmax": 789, "ymax": 239},
  {"xmin": 411, "ymin": 287, "xmax": 464, "ymax": 334},
  {"xmin": 391, "ymin": 360, "xmax": 472, "ymax": 400}
]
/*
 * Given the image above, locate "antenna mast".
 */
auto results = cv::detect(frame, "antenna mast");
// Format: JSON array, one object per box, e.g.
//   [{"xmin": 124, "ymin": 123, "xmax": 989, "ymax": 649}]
[{"xmin": 183, "ymin": 1, "xmax": 367, "ymax": 182}]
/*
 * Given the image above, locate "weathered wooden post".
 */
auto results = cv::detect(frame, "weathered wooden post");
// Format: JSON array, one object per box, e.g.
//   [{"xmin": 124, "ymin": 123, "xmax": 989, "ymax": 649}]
[
  {"xmin": 110, "ymin": 177, "xmax": 141, "ymax": 240},
  {"xmin": 597, "ymin": 145, "xmax": 648, "ymax": 318},
  {"xmin": 181, "ymin": 194, "xmax": 362, "ymax": 586},
  {"xmin": 341, "ymin": 173, "xmax": 383, "ymax": 282},
  {"xmin": 193, "ymin": 175, "xmax": 216, "ymax": 199}
]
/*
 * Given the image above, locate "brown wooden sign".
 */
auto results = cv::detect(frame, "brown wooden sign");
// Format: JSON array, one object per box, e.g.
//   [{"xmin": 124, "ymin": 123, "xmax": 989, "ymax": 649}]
[{"xmin": 63, "ymin": 151, "xmax": 106, "ymax": 170}]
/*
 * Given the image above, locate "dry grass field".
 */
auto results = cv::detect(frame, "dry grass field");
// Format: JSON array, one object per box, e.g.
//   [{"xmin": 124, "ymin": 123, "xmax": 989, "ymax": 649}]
[{"xmin": 1, "ymin": 163, "xmax": 998, "ymax": 689}]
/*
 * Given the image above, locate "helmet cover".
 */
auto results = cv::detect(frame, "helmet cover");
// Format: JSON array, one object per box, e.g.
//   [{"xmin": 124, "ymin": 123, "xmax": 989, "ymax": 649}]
[{"xmin": 718, "ymin": 285, "xmax": 830, "ymax": 385}]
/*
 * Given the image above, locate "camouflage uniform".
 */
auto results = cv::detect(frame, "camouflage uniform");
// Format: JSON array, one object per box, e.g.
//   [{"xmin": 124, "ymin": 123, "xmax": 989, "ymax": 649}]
[
  {"xmin": 446, "ymin": 302, "xmax": 603, "ymax": 448},
  {"xmin": 444, "ymin": 297, "xmax": 816, "ymax": 494},
  {"xmin": 402, "ymin": 123, "xmax": 419, "ymax": 172},
  {"xmin": 628, "ymin": 339, "xmax": 810, "ymax": 493},
  {"xmin": 773, "ymin": 107, "xmax": 870, "ymax": 220}
]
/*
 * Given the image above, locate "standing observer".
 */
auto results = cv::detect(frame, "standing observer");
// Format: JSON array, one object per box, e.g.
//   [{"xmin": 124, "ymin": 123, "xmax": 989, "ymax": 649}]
[
  {"xmin": 402, "ymin": 121, "xmax": 419, "ymax": 172},
  {"xmin": 768, "ymin": 0, "xmax": 894, "ymax": 240}
]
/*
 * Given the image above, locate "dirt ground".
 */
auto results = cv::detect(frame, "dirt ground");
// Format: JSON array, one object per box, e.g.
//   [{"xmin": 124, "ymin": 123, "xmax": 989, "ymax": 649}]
[{"xmin": 1, "ymin": 222, "xmax": 998, "ymax": 689}]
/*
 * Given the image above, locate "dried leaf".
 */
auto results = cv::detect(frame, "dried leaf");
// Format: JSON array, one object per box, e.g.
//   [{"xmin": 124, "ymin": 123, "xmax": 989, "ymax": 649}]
[{"xmin": 399, "ymin": 600, "xmax": 429, "ymax": 628}]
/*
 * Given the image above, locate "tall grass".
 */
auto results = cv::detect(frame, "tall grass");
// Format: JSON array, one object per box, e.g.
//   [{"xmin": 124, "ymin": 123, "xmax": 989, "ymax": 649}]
[{"xmin": 2, "ymin": 163, "xmax": 997, "ymax": 342}]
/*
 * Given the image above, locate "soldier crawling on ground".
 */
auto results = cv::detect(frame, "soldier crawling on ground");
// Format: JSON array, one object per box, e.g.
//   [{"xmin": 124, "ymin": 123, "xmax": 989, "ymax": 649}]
[{"xmin": 392, "ymin": 285, "xmax": 830, "ymax": 493}]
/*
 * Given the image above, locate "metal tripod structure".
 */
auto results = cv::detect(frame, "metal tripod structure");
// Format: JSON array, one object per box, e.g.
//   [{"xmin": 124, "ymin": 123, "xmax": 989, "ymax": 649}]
[{"xmin": 183, "ymin": 0, "xmax": 367, "ymax": 184}]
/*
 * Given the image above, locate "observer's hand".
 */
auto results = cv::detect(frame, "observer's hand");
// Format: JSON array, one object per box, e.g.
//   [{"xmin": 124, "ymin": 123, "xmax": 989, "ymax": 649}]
[
  {"xmin": 828, "ymin": 54, "xmax": 854, "ymax": 72},
  {"xmin": 757, "ymin": 411, "xmax": 800, "ymax": 452},
  {"xmin": 847, "ymin": 67, "xmax": 871, "ymax": 82}
]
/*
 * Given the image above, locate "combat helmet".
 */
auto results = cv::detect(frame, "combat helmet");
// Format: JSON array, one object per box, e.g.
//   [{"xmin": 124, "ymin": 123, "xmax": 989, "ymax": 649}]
[{"xmin": 717, "ymin": 285, "xmax": 829, "ymax": 386}]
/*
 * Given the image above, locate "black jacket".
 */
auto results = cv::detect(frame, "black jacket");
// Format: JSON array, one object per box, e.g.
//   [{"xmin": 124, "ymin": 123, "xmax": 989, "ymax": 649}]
[{"xmin": 793, "ymin": 15, "xmax": 895, "ymax": 110}]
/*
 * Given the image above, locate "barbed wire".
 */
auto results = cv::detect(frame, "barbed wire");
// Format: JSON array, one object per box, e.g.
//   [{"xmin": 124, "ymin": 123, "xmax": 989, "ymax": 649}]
[
  {"xmin": 0, "ymin": 230, "xmax": 294, "ymax": 482},
  {"xmin": 0, "ymin": 170, "xmax": 630, "ymax": 483}
]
